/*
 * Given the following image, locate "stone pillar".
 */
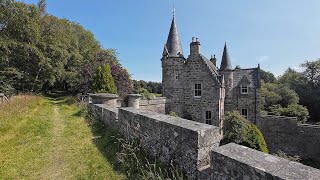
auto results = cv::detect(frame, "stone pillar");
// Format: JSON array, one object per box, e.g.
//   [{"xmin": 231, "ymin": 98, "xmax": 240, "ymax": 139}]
[
  {"xmin": 127, "ymin": 94, "xmax": 142, "ymax": 109},
  {"xmin": 89, "ymin": 93, "xmax": 119, "ymax": 107}
]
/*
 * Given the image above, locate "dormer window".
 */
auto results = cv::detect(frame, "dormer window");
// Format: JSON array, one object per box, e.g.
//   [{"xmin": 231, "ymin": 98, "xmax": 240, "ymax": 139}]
[
  {"xmin": 241, "ymin": 84, "xmax": 248, "ymax": 94},
  {"xmin": 194, "ymin": 84, "xmax": 202, "ymax": 98}
]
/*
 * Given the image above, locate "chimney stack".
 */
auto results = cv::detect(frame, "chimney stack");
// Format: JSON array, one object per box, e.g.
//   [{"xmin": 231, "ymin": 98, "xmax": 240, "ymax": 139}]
[
  {"xmin": 210, "ymin": 55, "xmax": 217, "ymax": 66},
  {"xmin": 190, "ymin": 37, "xmax": 200, "ymax": 55}
]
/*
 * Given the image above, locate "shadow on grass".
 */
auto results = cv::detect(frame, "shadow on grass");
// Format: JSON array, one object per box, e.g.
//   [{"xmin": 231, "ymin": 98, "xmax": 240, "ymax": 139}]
[{"xmin": 84, "ymin": 116, "xmax": 123, "ymax": 172}]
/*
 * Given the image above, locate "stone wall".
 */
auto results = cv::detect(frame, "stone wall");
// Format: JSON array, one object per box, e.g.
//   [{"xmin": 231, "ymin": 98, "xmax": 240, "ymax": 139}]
[
  {"xmin": 88, "ymin": 103, "xmax": 320, "ymax": 179},
  {"xmin": 199, "ymin": 143, "xmax": 320, "ymax": 180},
  {"xmin": 88, "ymin": 103, "xmax": 221, "ymax": 179},
  {"xmin": 139, "ymin": 97, "xmax": 167, "ymax": 114},
  {"xmin": 257, "ymin": 115, "xmax": 320, "ymax": 161}
]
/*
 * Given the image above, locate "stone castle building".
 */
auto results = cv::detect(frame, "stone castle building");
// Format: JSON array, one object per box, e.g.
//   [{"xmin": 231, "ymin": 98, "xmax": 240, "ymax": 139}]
[{"xmin": 161, "ymin": 13, "xmax": 260, "ymax": 130}]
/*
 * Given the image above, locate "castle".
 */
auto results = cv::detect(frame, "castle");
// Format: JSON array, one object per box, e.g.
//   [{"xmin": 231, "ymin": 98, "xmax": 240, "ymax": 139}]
[{"xmin": 161, "ymin": 13, "xmax": 260, "ymax": 130}]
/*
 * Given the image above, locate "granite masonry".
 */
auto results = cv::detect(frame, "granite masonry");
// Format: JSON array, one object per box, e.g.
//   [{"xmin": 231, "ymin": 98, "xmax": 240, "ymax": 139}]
[
  {"xmin": 257, "ymin": 115, "xmax": 320, "ymax": 162},
  {"xmin": 161, "ymin": 12, "xmax": 260, "ymax": 133},
  {"xmin": 88, "ymin": 102, "xmax": 320, "ymax": 179}
]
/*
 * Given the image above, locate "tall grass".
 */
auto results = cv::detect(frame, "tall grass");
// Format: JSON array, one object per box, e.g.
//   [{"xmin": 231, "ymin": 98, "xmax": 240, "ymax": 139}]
[{"xmin": 86, "ymin": 115, "xmax": 184, "ymax": 180}]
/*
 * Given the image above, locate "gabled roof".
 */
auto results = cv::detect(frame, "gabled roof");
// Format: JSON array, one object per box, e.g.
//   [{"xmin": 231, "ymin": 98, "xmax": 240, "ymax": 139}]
[
  {"xmin": 164, "ymin": 14, "xmax": 184, "ymax": 57},
  {"xmin": 220, "ymin": 42, "xmax": 232, "ymax": 70},
  {"xmin": 200, "ymin": 54, "xmax": 219, "ymax": 76}
]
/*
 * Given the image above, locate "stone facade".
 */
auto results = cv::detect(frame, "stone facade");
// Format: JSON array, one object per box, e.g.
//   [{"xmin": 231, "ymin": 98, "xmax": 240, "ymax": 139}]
[{"xmin": 161, "ymin": 15, "xmax": 260, "ymax": 129}]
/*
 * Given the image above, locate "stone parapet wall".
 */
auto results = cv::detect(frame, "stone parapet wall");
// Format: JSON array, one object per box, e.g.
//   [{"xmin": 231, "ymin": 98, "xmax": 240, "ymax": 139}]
[
  {"xmin": 139, "ymin": 97, "xmax": 167, "ymax": 114},
  {"xmin": 199, "ymin": 143, "xmax": 320, "ymax": 180},
  {"xmin": 88, "ymin": 104, "xmax": 320, "ymax": 179},
  {"xmin": 88, "ymin": 103, "xmax": 221, "ymax": 179},
  {"xmin": 118, "ymin": 107, "xmax": 221, "ymax": 179},
  {"xmin": 257, "ymin": 115, "xmax": 320, "ymax": 160}
]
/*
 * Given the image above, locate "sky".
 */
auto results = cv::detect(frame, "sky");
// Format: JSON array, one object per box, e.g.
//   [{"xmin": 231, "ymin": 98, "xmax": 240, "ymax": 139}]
[{"xmin": 20, "ymin": 0, "xmax": 320, "ymax": 82}]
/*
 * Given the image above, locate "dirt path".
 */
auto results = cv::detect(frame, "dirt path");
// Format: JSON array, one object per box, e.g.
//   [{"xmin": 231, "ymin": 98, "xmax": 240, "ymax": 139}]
[{"xmin": 41, "ymin": 105, "xmax": 65, "ymax": 179}]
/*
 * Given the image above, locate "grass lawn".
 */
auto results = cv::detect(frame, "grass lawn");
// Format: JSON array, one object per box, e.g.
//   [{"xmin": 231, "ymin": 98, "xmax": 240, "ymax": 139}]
[{"xmin": 0, "ymin": 95, "xmax": 123, "ymax": 180}]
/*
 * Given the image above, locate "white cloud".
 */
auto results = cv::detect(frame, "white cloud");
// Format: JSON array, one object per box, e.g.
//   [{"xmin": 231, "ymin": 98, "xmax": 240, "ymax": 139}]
[{"xmin": 257, "ymin": 56, "xmax": 269, "ymax": 63}]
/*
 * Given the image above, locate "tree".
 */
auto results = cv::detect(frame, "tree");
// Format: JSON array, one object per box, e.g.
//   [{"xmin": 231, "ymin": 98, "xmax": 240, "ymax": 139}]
[
  {"xmin": 221, "ymin": 111, "xmax": 269, "ymax": 153},
  {"xmin": 270, "ymin": 104, "xmax": 309, "ymax": 123},
  {"xmin": 37, "ymin": 0, "xmax": 46, "ymax": 15},
  {"xmin": 260, "ymin": 69, "xmax": 276, "ymax": 83},
  {"xmin": 234, "ymin": 65, "xmax": 241, "ymax": 69},
  {"xmin": 91, "ymin": 64, "xmax": 117, "ymax": 94}
]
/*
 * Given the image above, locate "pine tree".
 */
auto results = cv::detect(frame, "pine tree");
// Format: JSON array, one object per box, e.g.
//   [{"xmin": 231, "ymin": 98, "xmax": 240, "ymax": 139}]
[{"xmin": 91, "ymin": 64, "xmax": 117, "ymax": 94}]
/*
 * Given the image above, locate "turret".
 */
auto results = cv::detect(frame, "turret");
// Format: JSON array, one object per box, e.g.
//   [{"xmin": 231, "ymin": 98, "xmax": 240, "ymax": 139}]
[
  {"xmin": 220, "ymin": 42, "xmax": 232, "ymax": 70},
  {"xmin": 162, "ymin": 10, "xmax": 184, "ymax": 58},
  {"xmin": 219, "ymin": 42, "xmax": 233, "ymax": 93}
]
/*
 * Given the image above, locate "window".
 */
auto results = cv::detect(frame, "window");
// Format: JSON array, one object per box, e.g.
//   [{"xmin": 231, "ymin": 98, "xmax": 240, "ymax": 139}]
[
  {"xmin": 174, "ymin": 70, "xmax": 179, "ymax": 80},
  {"xmin": 241, "ymin": 84, "xmax": 248, "ymax": 94},
  {"xmin": 194, "ymin": 84, "xmax": 202, "ymax": 98},
  {"xmin": 241, "ymin": 108, "xmax": 248, "ymax": 119},
  {"xmin": 205, "ymin": 111, "xmax": 212, "ymax": 125}
]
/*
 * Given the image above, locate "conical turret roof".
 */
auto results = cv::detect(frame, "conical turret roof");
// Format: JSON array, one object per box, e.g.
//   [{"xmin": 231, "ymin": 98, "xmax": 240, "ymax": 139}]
[
  {"xmin": 220, "ymin": 42, "xmax": 232, "ymax": 70},
  {"xmin": 164, "ymin": 13, "xmax": 183, "ymax": 57}
]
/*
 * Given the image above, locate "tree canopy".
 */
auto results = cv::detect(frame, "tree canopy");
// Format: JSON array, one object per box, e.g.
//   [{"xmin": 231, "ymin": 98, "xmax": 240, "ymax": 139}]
[{"xmin": 0, "ymin": 0, "xmax": 132, "ymax": 96}]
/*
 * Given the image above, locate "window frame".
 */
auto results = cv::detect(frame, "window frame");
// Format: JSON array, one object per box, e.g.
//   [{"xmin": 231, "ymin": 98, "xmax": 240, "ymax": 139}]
[
  {"xmin": 240, "ymin": 84, "xmax": 248, "ymax": 94},
  {"xmin": 194, "ymin": 83, "xmax": 202, "ymax": 98},
  {"xmin": 241, "ymin": 108, "xmax": 249, "ymax": 119},
  {"xmin": 174, "ymin": 70, "xmax": 179, "ymax": 80},
  {"xmin": 205, "ymin": 110, "xmax": 212, "ymax": 125}
]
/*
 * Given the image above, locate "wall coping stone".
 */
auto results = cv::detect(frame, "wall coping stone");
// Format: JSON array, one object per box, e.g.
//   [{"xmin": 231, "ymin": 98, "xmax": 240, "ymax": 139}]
[
  {"xmin": 119, "ymin": 107, "xmax": 217, "ymax": 132},
  {"xmin": 89, "ymin": 93, "xmax": 119, "ymax": 99},
  {"xmin": 212, "ymin": 143, "xmax": 320, "ymax": 179}
]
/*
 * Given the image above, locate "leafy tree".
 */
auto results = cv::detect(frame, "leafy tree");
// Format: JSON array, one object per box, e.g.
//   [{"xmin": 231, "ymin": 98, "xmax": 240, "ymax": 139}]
[
  {"xmin": 222, "ymin": 111, "xmax": 269, "ymax": 153},
  {"xmin": 91, "ymin": 64, "xmax": 117, "ymax": 94},
  {"xmin": 234, "ymin": 65, "xmax": 241, "ymax": 69},
  {"xmin": 270, "ymin": 104, "xmax": 309, "ymax": 123},
  {"xmin": 0, "ymin": 0, "xmax": 132, "ymax": 96},
  {"xmin": 260, "ymin": 69, "xmax": 276, "ymax": 83},
  {"xmin": 37, "ymin": 0, "xmax": 46, "ymax": 15}
]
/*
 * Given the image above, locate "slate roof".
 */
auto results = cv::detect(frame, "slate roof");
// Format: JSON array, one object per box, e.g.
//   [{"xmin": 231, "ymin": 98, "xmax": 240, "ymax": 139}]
[
  {"xmin": 220, "ymin": 42, "xmax": 232, "ymax": 70},
  {"xmin": 200, "ymin": 54, "xmax": 219, "ymax": 76},
  {"xmin": 164, "ymin": 15, "xmax": 184, "ymax": 57}
]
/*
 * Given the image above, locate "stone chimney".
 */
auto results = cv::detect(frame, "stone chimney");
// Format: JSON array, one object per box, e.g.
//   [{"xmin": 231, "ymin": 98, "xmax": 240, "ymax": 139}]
[
  {"xmin": 190, "ymin": 37, "xmax": 200, "ymax": 55},
  {"xmin": 210, "ymin": 55, "xmax": 217, "ymax": 66}
]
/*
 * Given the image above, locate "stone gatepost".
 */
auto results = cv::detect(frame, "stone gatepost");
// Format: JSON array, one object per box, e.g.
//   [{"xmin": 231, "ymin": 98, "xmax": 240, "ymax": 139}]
[
  {"xmin": 127, "ymin": 94, "xmax": 142, "ymax": 109},
  {"xmin": 89, "ymin": 93, "xmax": 119, "ymax": 107}
]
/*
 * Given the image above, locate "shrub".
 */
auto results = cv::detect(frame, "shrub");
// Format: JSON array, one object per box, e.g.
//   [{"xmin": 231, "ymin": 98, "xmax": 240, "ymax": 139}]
[
  {"xmin": 91, "ymin": 64, "xmax": 117, "ymax": 94},
  {"xmin": 270, "ymin": 104, "xmax": 309, "ymax": 123},
  {"xmin": 222, "ymin": 111, "xmax": 269, "ymax": 153},
  {"xmin": 273, "ymin": 151, "xmax": 301, "ymax": 162}
]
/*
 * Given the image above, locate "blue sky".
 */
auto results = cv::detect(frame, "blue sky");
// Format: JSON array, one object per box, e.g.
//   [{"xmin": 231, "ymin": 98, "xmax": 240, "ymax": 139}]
[{"xmin": 20, "ymin": 0, "xmax": 320, "ymax": 82}]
